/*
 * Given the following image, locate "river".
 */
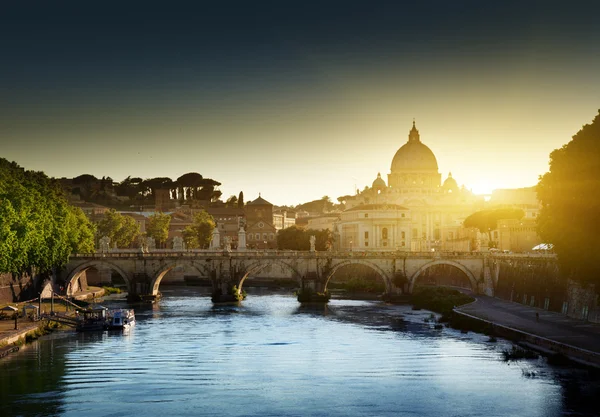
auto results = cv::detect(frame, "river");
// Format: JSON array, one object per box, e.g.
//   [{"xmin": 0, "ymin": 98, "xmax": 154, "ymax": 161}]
[{"xmin": 1, "ymin": 287, "xmax": 599, "ymax": 417}]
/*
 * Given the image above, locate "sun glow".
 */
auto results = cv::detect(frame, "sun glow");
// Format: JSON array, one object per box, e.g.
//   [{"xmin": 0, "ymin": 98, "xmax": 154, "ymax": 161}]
[{"xmin": 469, "ymin": 179, "xmax": 496, "ymax": 196}]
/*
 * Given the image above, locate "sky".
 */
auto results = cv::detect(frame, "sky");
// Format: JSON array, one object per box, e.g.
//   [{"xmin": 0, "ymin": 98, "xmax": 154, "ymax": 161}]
[{"xmin": 1, "ymin": 1, "xmax": 599, "ymax": 206}]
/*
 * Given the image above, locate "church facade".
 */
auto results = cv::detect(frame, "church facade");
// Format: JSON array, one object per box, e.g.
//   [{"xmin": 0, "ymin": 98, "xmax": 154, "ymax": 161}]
[{"xmin": 334, "ymin": 122, "xmax": 485, "ymax": 252}]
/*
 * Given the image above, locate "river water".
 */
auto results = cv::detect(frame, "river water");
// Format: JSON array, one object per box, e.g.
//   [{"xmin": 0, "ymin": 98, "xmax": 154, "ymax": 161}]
[{"xmin": 1, "ymin": 287, "xmax": 600, "ymax": 417}]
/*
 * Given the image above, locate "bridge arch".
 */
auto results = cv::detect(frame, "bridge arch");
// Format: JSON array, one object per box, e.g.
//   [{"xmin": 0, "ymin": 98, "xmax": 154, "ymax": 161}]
[
  {"xmin": 408, "ymin": 260, "xmax": 477, "ymax": 293},
  {"xmin": 323, "ymin": 259, "xmax": 391, "ymax": 293},
  {"xmin": 150, "ymin": 261, "xmax": 208, "ymax": 296},
  {"xmin": 64, "ymin": 260, "xmax": 133, "ymax": 296},
  {"xmin": 237, "ymin": 260, "xmax": 302, "ymax": 291}
]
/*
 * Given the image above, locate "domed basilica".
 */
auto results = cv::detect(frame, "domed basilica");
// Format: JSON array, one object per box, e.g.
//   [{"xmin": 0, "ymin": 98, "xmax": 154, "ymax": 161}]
[{"xmin": 335, "ymin": 121, "xmax": 484, "ymax": 252}]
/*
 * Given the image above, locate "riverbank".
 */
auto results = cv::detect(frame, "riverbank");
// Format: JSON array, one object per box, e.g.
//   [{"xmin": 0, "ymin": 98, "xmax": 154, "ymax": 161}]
[{"xmin": 454, "ymin": 296, "xmax": 600, "ymax": 368}]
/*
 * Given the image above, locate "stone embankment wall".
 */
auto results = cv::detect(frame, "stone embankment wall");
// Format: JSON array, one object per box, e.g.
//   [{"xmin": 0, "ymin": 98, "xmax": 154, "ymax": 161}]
[
  {"xmin": 494, "ymin": 258, "xmax": 599, "ymax": 323},
  {"xmin": 0, "ymin": 272, "xmax": 40, "ymax": 303}
]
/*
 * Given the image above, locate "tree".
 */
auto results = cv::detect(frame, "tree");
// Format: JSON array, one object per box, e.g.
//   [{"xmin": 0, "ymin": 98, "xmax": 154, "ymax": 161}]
[
  {"xmin": 176, "ymin": 172, "xmax": 204, "ymax": 201},
  {"xmin": 276, "ymin": 226, "xmax": 333, "ymax": 251},
  {"xmin": 225, "ymin": 195, "xmax": 238, "ymax": 208},
  {"xmin": 296, "ymin": 196, "xmax": 335, "ymax": 214},
  {"xmin": 146, "ymin": 212, "xmax": 171, "ymax": 248},
  {"xmin": 463, "ymin": 207, "xmax": 524, "ymax": 241},
  {"xmin": 238, "ymin": 191, "xmax": 244, "ymax": 208},
  {"xmin": 537, "ymin": 110, "xmax": 600, "ymax": 288},
  {"xmin": 0, "ymin": 159, "xmax": 96, "ymax": 274},
  {"xmin": 142, "ymin": 177, "xmax": 174, "ymax": 198},
  {"xmin": 96, "ymin": 209, "xmax": 140, "ymax": 248},
  {"xmin": 182, "ymin": 210, "xmax": 215, "ymax": 249}
]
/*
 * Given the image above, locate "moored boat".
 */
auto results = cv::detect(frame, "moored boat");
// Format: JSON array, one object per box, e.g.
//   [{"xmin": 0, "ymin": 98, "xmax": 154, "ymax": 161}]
[
  {"xmin": 76, "ymin": 305, "xmax": 108, "ymax": 332},
  {"xmin": 107, "ymin": 309, "xmax": 135, "ymax": 330}
]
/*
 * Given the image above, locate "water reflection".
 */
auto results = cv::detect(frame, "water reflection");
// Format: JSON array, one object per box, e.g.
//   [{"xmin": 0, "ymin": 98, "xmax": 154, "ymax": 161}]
[{"xmin": 0, "ymin": 289, "xmax": 599, "ymax": 417}]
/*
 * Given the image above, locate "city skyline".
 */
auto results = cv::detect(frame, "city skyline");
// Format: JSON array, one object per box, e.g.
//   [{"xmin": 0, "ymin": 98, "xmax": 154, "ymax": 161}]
[{"xmin": 2, "ymin": 1, "xmax": 599, "ymax": 206}]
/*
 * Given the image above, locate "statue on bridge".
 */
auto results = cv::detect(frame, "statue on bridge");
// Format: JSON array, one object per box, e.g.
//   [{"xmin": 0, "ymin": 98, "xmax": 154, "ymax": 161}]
[
  {"xmin": 310, "ymin": 235, "xmax": 316, "ymax": 252},
  {"xmin": 224, "ymin": 236, "xmax": 232, "ymax": 253},
  {"xmin": 172, "ymin": 236, "xmax": 185, "ymax": 251},
  {"xmin": 145, "ymin": 236, "xmax": 156, "ymax": 252},
  {"xmin": 99, "ymin": 236, "xmax": 111, "ymax": 253}
]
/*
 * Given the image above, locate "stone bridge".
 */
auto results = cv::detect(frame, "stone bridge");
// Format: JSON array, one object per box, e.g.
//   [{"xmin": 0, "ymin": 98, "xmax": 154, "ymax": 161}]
[{"xmin": 61, "ymin": 250, "xmax": 556, "ymax": 301}]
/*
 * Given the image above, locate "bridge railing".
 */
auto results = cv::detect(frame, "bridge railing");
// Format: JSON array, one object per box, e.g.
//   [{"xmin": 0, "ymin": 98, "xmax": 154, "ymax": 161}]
[{"xmin": 68, "ymin": 249, "xmax": 556, "ymax": 260}]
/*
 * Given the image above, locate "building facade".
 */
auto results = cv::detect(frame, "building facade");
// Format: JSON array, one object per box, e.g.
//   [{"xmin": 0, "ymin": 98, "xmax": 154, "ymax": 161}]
[{"xmin": 335, "ymin": 121, "xmax": 486, "ymax": 252}]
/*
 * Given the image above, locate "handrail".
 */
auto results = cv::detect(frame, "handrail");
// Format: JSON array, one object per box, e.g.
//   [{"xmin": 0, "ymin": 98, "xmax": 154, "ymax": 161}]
[{"xmin": 70, "ymin": 250, "xmax": 556, "ymax": 259}]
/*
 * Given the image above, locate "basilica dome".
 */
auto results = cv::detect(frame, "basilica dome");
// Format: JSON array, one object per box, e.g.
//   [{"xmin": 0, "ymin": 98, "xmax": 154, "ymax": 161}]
[
  {"xmin": 390, "ymin": 121, "xmax": 438, "ymax": 173},
  {"xmin": 372, "ymin": 172, "xmax": 386, "ymax": 191}
]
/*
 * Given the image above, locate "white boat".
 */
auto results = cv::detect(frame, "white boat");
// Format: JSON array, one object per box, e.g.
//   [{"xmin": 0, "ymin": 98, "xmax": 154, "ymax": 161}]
[{"xmin": 107, "ymin": 309, "xmax": 135, "ymax": 330}]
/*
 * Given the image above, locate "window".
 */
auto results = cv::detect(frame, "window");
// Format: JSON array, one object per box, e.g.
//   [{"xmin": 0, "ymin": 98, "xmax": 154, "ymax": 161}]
[
  {"xmin": 382, "ymin": 228, "xmax": 388, "ymax": 239},
  {"xmin": 364, "ymin": 231, "xmax": 369, "ymax": 239},
  {"xmin": 580, "ymin": 305, "xmax": 589, "ymax": 320},
  {"xmin": 255, "ymin": 233, "xmax": 260, "ymax": 240},
  {"xmin": 268, "ymin": 233, "xmax": 274, "ymax": 240},
  {"xmin": 401, "ymin": 231, "xmax": 405, "ymax": 239},
  {"xmin": 383, "ymin": 242, "xmax": 387, "ymax": 247},
  {"xmin": 401, "ymin": 213, "xmax": 405, "ymax": 218},
  {"xmin": 401, "ymin": 241, "xmax": 405, "ymax": 247},
  {"xmin": 365, "ymin": 213, "xmax": 369, "ymax": 218},
  {"xmin": 365, "ymin": 242, "xmax": 369, "ymax": 247},
  {"xmin": 262, "ymin": 233, "xmax": 267, "ymax": 240}
]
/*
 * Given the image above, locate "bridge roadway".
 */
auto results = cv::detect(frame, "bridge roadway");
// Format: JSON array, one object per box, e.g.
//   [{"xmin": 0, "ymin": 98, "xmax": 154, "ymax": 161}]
[{"xmin": 62, "ymin": 250, "xmax": 555, "ymax": 301}]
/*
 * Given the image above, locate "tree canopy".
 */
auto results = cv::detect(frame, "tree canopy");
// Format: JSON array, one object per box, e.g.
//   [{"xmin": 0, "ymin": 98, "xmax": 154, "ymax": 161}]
[
  {"xmin": 537, "ymin": 110, "xmax": 600, "ymax": 288},
  {"xmin": 463, "ymin": 207, "xmax": 525, "ymax": 241},
  {"xmin": 182, "ymin": 210, "xmax": 215, "ymax": 249},
  {"xmin": 0, "ymin": 159, "xmax": 96, "ymax": 274},
  {"xmin": 276, "ymin": 226, "xmax": 333, "ymax": 251},
  {"xmin": 96, "ymin": 210, "xmax": 140, "ymax": 249},
  {"xmin": 296, "ymin": 196, "xmax": 336, "ymax": 214},
  {"xmin": 146, "ymin": 212, "xmax": 171, "ymax": 248}
]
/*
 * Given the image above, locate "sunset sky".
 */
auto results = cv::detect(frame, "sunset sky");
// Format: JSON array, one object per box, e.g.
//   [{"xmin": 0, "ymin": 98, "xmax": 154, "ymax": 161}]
[{"xmin": 1, "ymin": 1, "xmax": 599, "ymax": 206}]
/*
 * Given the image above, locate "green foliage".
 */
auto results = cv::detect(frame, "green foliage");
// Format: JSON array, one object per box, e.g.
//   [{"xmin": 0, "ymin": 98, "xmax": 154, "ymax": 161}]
[
  {"xmin": 146, "ymin": 212, "xmax": 171, "ymax": 247},
  {"xmin": 96, "ymin": 209, "xmax": 141, "ymax": 248},
  {"xmin": 463, "ymin": 207, "xmax": 525, "ymax": 239},
  {"xmin": 277, "ymin": 226, "xmax": 333, "ymax": 251},
  {"xmin": 0, "ymin": 159, "xmax": 96, "ymax": 273},
  {"xmin": 225, "ymin": 195, "xmax": 238, "ymax": 207},
  {"xmin": 537, "ymin": 110, "xmax": 600, "ymax": 288},
  {"xmin": 296, "ymin": 196, "xmax": 336, "ymax": 214},
  {"xmin": 182, "ymin": 210, "xmax": 215, "ymax": 249},
  {"xmin": 411, "ymin": 287, "xmax": 474, "ymax": 316},
  {"xmin": 102, "ymin": 286, "xmax": 122, "ymax": 295}
]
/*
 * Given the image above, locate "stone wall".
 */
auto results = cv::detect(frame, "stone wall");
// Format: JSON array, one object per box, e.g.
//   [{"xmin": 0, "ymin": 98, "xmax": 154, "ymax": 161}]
[
  {"xmin": 567, "ymin": 282, "xmax": 599, "ymax": 323},
  {"xmin": 494, "ymin": 259, "xmax": 600, "ymax": 323},
  {"xmin": 0, "ymin": 272, "xmax": 40, "ymax": 303}
]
